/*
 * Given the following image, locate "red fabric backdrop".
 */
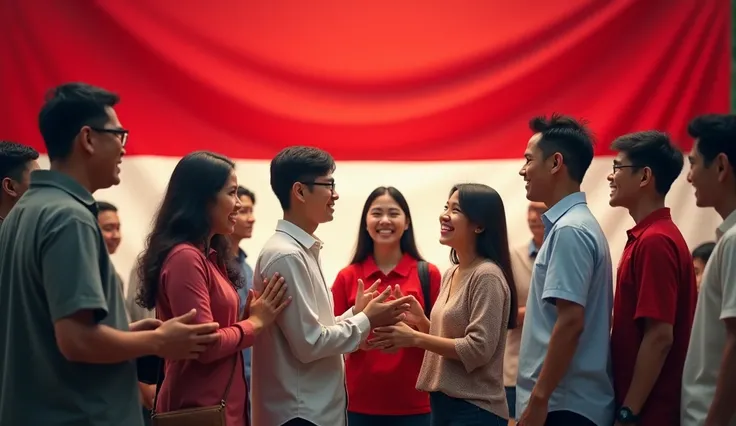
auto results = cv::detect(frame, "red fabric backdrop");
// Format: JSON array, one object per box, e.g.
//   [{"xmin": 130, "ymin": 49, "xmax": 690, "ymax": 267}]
[{"xmin": 0, "ymin": 0, "xmax": 730, "ymax": 160}]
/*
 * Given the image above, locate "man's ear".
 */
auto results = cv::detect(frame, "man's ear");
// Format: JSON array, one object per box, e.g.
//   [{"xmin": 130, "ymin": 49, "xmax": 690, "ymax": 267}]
[{"xmin": 1, "ymin": 177, "xmax": 18, "ymax": 198}]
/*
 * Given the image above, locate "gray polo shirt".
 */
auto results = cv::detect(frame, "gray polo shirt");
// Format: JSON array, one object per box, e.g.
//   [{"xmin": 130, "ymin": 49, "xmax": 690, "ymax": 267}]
[{"xmin": 0, "ymin": 170, "xmax": 142, "ymax": 426}]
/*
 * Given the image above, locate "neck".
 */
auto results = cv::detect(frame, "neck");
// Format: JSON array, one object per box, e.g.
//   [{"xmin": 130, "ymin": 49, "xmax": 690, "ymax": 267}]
[
  {"xmin": 628, "ymin": 196, "xmax": 665, "ymax": 224},
  {"xmin": 543, "ymin": 181, "xmax": 581, "ymax": 209},
  {"xmin": 283, "ymin": 211, "xmax": 318, "ymax": 235},
  {"xmin": 532, "ymin": 235, "xmax": 543, "ymax": 248},
  {"xmin": 373, "ymin": 244, "xmax": 403, "ymax": 269},
  {"xmin": 0, "ymin": 202, "xmax": 12, "ymax": 221},
  {"xmin": 714, "ymin": 194, "xmax": 736, "ymax": 221},
  {"xmin": 50, "ymin": 161, "xmax": 95, "ymax": 193},
  {"xmin": 455, "ymin": 245, "xmax": 478, "ymax": 268},
  {"xmin": 229, "ymin": 236, "xmax": 243, "ymax": 256}
]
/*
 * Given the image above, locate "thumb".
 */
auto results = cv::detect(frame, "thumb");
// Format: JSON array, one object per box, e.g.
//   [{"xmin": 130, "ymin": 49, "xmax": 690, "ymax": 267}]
[
  {"xmin": 174, "ymin": 308, "xmax": 197, "ymax": 323},
  {"xmin": 393, "ymin": 285, "xmax": 404, "ymax": 299}
]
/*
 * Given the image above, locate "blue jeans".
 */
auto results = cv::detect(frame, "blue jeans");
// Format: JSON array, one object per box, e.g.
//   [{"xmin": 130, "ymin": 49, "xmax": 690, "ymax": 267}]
[
  {"xmin": 505, "ymin": 386, "xmax": 516, "ymax": 419},
  {"xmin": 348, "ymin": 412, "xmax": 431, "ymax": 426},
  {"xmin": 429, "ymin": 392, "xmax": 507, "ymax": 426}
]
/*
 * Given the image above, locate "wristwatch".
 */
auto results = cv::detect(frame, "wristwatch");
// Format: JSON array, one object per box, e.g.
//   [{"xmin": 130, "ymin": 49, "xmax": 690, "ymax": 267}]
[{"xmin": 616, "ymin": 406, "xmax": 640, "ymax": 424}]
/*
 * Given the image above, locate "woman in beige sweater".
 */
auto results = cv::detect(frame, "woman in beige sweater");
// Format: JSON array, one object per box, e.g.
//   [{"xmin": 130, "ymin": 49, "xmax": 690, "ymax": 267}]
[{"xmin": 371, "ymin": 183, "xmax": 518, "ymax": 426}]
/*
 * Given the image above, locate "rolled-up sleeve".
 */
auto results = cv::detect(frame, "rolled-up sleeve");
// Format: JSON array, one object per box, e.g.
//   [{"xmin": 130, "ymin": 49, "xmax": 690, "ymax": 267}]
[
  {"xmin": 454, "ymin": 269, "xmax": 508, "ymax": 373},
  {"xmin": 264, "ymin": 254, "xmax": 370, "ymax": 363},
  {"xmin": 719, "ymin": 235, "xmax": 736, "ymax": 320},
  {"xmin": 541, "ymin": 225, "xmax": 595, "ymax": 307}
]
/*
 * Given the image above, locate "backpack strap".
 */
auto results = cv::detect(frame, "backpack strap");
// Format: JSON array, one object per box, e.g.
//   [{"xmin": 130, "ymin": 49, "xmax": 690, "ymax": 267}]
[{"xmin": 417, "ymin": 261, "xmax": 432, "ymax": 318}]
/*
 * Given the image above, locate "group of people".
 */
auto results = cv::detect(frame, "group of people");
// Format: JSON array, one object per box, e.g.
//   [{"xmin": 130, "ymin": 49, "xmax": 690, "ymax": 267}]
[{"xmin": 0, "ymin": 81, "xmax": 734, "ymax": 426}]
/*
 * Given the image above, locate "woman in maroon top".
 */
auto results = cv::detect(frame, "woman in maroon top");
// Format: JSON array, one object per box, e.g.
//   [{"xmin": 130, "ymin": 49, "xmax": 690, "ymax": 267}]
[
  {"xmin": 331, "ymin": 186, "xmax": 441, "ymax": 426},
  {"xmin": 136, "ymin": 151, "xmax": 290, "ymax": 426}
]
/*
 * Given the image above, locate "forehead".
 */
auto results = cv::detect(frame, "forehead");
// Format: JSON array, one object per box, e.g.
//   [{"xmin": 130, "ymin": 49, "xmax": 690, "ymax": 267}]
[
  {"xmin": 238, "ymin": 194, "xmax": 254, "ymax": 205},
  {"xmin": 525, "ymin": 133, "xmax": 543, "ymax": 154},
  {"xmin": 370, "ymin": 194, "xmax": 400, "ymax": 209},
  {"xmin": 613, "ymin": 152, "xmax": 629, "ymax": 163},
  {"xmin": 104, "ymin": 106, "xmax": 122, "ymax": 127},
  {"xmin": 97, "ymin": 210, "xmax": 119, "ymax": 223}
]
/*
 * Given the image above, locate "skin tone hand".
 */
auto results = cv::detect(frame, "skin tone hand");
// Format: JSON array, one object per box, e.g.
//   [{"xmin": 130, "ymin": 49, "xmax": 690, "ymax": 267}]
[
  {"xmin": 368, "ymin": 321, "xmax": 418, "ymax": 349},
  {"xmin": 246, "ymin": 273, "xmax": 292, "ymax": 330},
  {"xmin": 129, "ymin": 318, "xmax": 163, "ymax": 332},
  {"xmin": 391, "ymin": 286, "xmax": 429, "ymax": 333},
  {"xmin": 354, "ymin": 278, "xmax": 380, "ymax": 314},
  {"xmin": 153, "ymin": 309, "xmax": 221, "ymax": 360}
]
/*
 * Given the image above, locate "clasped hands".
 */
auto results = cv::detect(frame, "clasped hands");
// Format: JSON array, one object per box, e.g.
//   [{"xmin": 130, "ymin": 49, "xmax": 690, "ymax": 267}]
[{"xmin": 352, "ymin": 280, "xmax": 428, "ymax": 352}]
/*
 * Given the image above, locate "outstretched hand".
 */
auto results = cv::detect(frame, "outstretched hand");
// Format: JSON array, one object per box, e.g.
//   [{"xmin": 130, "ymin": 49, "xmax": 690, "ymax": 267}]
[{"xmin": 354, "ymin": 278, "xmax": 380, "ymax": 314}]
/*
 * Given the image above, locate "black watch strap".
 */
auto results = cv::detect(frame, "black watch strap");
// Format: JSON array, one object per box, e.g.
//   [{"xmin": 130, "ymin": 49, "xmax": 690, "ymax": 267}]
[{"xmin": 616, "ymin": 406, "xmax": 639, "ymax": 424}]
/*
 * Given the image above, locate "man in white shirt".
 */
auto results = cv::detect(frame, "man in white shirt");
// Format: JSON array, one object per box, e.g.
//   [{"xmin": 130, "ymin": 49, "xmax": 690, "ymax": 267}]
[
  {"xmin": 682, "ymin": 114, "xmax": 736, "ymax": 426},
  {"xmin": 252, "ymin": 146, "xmax": 412, "ymax": 426}
]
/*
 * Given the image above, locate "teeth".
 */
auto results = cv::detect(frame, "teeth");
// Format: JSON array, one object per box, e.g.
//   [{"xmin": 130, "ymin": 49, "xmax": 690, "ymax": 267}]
[{"xmin": 377, "ymin": 229, "xmax": 393, "ymax": 234}]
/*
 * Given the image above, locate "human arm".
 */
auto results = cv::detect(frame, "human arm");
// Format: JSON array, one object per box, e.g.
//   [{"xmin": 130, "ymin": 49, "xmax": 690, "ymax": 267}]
[
  {"xmin": 529, "ymin": 226, "xmax": 594, "ymax": 403},
  {"xmin": 374, "ymin": 266, "xmax": 507, "ymax": 372},
  {"xmin": 266, "ymin": 254, "xmax": 371, "ymax": 363},
  {"xmin": 47, "ymin": 218, "xmax": 164, "ymax": 363},
  {"xmin": 704, "ymin": 237, "xmax": 736, "ymax": 426},
  {"xmin": 620, "ymin": 235, "xmax": 678, "ymax": 415},
  {"xmin": 160, "ymin": 247, "xmax": 260, "ymax": 363}
]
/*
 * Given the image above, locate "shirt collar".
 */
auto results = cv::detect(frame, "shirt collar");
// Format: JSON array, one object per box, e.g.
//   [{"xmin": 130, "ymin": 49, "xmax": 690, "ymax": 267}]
[
  {"xmin": 276, "ymin": 219, "xmax": 322, "ymax": 251},
  {"xmin": 627, "ymin": 208, "xmax": 671, "ymax": 240},
  {"xmin": 717, "ymin": 208, "xmax": 736, "ymax": 240},
  {"xmin": 30, "ymin": 170, "xmax": 97, "ymax": 215},
  {"xmin": 237, "ymin": 248, "xmax": 248, "ymax": 263},
  {"xmin": 361, "ymin": 253, "xmax": 415, "ymax": 279},
  {"xmin": 541, "ymin": 192, "xmax": 587, "ymax": 237}
]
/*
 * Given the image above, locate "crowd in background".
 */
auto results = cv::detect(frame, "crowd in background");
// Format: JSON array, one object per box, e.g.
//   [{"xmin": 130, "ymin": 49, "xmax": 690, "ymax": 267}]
[{"xmin": 0, "ymin": 82, "xmax": 734, "ymax": 426}]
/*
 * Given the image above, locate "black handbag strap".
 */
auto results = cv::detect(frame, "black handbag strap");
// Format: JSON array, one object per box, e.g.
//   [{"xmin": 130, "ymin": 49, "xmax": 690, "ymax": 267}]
[
  {"xmin": 150, "ymin": 249, "xmax": 239, "ymax": 415},
  {"xmin": 417, "ymin": 261, "xmax": 432, "ymax": 317}
]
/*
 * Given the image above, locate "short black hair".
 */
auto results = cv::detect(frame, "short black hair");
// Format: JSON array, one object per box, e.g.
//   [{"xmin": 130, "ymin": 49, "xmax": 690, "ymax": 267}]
[
  {"xmin": 688, "ymin": 114, "xmax": 736, "ymax": 169},
  {"xmin": 0, "ymin": 141, "xmax": 39, "ymax": 182},
  {"xmin": 692, "ymin": 241, "xmax": 716, "ymax": 264},
  {"xmin": 529, "ymin": 113, "xmax": 595, "ymax": 183},
  {"xmin": 38, "ymin": 82, "xmax": 120, "ymax": 161},
  {"xmin": 270, "ymin": 146, "xmax": 335, "ymax": 210},
  {"xmin": 237, "ymin": 186, "xmax": 256, "ymax": 204},
  {"xmin": 96, "ymin": 200, "xmax": 118, "ymax": 214},
  {"xmin": 611, "ymin": 131, "xmax": 684, "ymax": 195}
]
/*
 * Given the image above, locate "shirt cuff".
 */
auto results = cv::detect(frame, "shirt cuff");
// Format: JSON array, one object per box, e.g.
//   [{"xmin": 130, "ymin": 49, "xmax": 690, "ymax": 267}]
[{"xmin": 348, "ymin": 311, "xmax": 371, "ymax": 340}]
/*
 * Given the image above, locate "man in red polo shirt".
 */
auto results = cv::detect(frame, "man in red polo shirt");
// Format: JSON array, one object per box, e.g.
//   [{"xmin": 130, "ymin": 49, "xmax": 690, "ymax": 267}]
[{"xmin": 607, "ymin": 130, "xmax": 697, "ymax": 426}]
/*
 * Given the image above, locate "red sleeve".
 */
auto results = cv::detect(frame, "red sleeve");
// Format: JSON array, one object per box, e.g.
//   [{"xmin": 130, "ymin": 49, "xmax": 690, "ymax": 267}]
[
  {"xmin": 633, "ymin": 234, "xmax": 678, "ymax": 325},
  {"xmin": 331, "ymin": 269, "xmax": 350, "ymax": 317},
  {"xmin": 428, "ymin": 263, "xmax": 442, "ymax": 305},
  {"xmin": 161, "ymin": 247, "xmax": 256, "ymax": 364}
]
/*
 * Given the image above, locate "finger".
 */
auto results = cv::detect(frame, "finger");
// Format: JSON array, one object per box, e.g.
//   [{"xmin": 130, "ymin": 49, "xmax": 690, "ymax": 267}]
[
  {"xmin": 187, "ymin": 322, "xmax": 220, "ymax": 334},
  {"xmin": 245, "ymin": 289, "xmax": 254, "ymax": 307},
  {"xmin": 388, "ymin": 295, "xmax": 414, "ymax": 307},
  {"xmin": 265, "ymin": 277, "xmax": 286, "ymax": 302},
  {"xmin": 275, "ymin": 296, "xmax": 292, "ymax": 313},
  {"xmin": 372, "ymin": 326, "xmax": 394, "ymax": 334},
  {"xmin": 372, "ymin": 286, "xmax": 393, "ymax": 303},
  {"xmin": 193, "ymin": 333, "xmax": 220, "ymax": 345},
  {"xmin": 172, "ymin": 309, "xmax": 197, "ymax": 323},
  {"xmin": 366, "ymin": 279, "xmax": 380, "ymax": 294},
  {"xmin": 274, "ymin": 284, "xmax": 288, "ymax": 303},
  {"xmin": 262, "ymin": 273, "xmax": 280, "ymax": 300},
  {"xmin": 357, "ymin": 279, "xmax": 365, "ymax": 296},
  {"xmin": 392, "ymin": 285, "xmax": 404, "ymax": 299}
]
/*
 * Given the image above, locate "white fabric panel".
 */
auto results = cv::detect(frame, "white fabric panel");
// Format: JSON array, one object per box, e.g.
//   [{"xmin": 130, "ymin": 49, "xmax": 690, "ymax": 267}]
[{"xmin": 35, "ymin": 156, "xmax": 719, "ymax": 294}]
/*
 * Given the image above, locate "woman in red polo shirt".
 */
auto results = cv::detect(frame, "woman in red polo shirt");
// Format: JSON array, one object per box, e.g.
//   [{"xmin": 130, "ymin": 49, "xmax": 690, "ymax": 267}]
[
  {"xmin": 331, "ymin": 186, "xmax": 441, "ymax": 426},
  {"xmin": 136, "ymin": 151, "xmax": 290, "ymax": 426}
]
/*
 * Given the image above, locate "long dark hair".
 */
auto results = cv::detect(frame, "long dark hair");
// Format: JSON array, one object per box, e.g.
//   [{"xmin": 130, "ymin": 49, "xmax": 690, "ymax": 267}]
[
  {"xmin": 349, "ymin": 186, "xmax": 424, "ymax": 265},
  {"xmin": 449, "ymin": 184, "xmax": 519, "ymax": 329},
  {"xmin": 136, "ymin": 151, "xmax": 244, "ymax": 310}
]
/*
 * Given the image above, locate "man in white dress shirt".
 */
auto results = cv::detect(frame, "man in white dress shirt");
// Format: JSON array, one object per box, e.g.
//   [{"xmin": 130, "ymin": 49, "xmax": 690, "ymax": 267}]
[{"xmin": 252, "ymin": 146, "xmax": 412, "ymax": 426}]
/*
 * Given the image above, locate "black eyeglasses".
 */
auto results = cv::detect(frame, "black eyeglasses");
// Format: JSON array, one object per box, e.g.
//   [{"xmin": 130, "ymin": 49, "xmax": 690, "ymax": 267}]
[
  {"xmin": 90, "ymin": 127, "xmax": 129, "ymax": 147},
  {"xmin": 302, "ymin": 181, "xmax": 336, "ymax": 192},
  {"xmin": 612, "ymin": 164, "xmax": 640, "ymax": 174}
]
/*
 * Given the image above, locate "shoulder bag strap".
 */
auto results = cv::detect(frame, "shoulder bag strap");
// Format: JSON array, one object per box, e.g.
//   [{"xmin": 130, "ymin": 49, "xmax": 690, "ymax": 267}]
[{"xmin": 417, "ymin": 261, "xmax": 432, "ymax": 318}]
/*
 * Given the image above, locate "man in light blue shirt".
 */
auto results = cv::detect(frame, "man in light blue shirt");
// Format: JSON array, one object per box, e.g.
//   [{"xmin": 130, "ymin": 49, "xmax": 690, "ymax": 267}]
[
  {"xmin": 230, "ymin": 186, "xmax": 257, "ymax": 390},
  {"xmin": 516, "ymin": 114, "xmax": 615, "ymax": 426}
]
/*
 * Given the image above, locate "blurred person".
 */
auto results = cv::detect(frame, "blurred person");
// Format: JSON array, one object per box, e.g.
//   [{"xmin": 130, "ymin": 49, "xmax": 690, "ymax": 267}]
[
  {"xmin": 331, "ymin": 186, "xmax": 441, "ymax": 426},
  {"xmin": 682, "ymin": 114, "xmax": 736, "ymax": 426},
  {"xmin": 371, "ymin": 183, "xmax": 518, "ymax": 426},
  {"xmin": 505, "ymin": 201, "xmax": 547, "ymax": 425},
  {"xmin": 516, "ymin": 114, "xmax": 614, "ymax": 426},
  {"xmin": 691, "ymin": 242, "xmax": 715, "ymax": 291},
  {"xmin": 0, "ymin": 82, "xmax": 220, "ymax": 426},
  {"xmin": 607, "ymin": 131, "xmax": 697, "ymax": 426},
  {"xmin": 0, "ymin": 140, "xmax": 40, "ymax": 228},
  {"xmin": 251, "ymin": 146, "xmax": 413, "ymax": 426},
  {"xmin": 136, "ymin": 151, "xmax": 290, "ymax": 426}
]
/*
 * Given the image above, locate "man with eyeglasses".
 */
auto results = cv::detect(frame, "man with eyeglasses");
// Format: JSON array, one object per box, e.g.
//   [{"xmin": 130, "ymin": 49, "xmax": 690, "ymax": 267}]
[
  {"xmin": 0, "ymin": 82, "xmax": 221, "ymax": 426},
  {"xmin": 607, "ymin": 131, "xmax": 697, "ymax": 426}
]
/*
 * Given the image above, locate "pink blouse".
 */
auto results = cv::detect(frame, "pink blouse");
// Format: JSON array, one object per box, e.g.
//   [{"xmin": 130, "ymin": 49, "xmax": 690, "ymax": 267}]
[{"xmin": 155, "ymin": 243, "xmax": 255, "ymax": 426}]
